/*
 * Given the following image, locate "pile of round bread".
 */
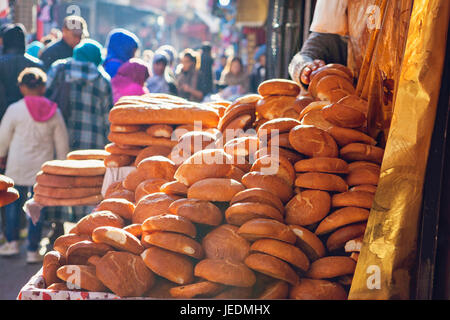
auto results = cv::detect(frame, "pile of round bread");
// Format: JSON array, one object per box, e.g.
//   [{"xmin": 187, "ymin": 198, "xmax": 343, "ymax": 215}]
[
  {"xmin": 33, "ymin": 151, "xmax": 108, "ymax": 206},
  {"xmin": 104, "ymin": 93, "xmax": 223, "ymax": 168},
  {"xmin": 0, "ymin": 174, "xmax": 19, "ymax": 207},
  {"xmin": 39, "ymin": 66, "xmax": 385, "ymax": 300}
]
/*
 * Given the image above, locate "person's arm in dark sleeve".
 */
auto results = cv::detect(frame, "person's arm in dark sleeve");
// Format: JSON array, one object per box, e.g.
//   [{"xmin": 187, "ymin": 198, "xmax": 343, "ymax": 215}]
[{"xmin": 288, "ymin": 32, "xmax": 347, "ymax": 87}]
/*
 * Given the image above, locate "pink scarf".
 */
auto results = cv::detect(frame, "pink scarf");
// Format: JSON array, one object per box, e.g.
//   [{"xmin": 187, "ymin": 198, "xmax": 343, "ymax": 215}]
[
  {"xmin": 24, "ymin": 96, "xmax": 57, "ymax": 122},
  {"xmin": 111, "ymin": 59, "xmax": 150, "ymax": 103}
]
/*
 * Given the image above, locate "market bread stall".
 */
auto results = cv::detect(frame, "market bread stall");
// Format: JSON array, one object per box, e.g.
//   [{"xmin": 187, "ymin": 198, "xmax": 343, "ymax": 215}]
[{"xmin": 17, "ymin": 0, "xmax": 449, "ymax": 300}]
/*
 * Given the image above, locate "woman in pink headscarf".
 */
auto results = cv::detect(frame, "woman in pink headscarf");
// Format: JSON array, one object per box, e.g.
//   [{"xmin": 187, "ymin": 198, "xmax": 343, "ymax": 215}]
[{"xmin": 111, "ymin": 58, "xmax": 150, "ymax": 103}]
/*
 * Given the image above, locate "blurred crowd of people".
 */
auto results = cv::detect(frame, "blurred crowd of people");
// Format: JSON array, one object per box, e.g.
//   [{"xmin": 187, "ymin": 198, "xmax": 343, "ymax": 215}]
[{"xmin": 0, "ymin": 15, "xmax": 267, "ymax": 263}]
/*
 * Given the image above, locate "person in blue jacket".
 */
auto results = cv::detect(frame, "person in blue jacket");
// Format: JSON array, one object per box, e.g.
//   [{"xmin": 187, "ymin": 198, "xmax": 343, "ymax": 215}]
[{"xmin": 103, "ymin": 28, "xmax": 140, "ymax": 78}]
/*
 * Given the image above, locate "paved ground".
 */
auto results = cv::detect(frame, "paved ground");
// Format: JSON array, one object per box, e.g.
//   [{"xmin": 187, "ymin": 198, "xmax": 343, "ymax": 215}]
[{"xmin": 0, "ymin": 222, "xmax": 75, "ymax": 300}]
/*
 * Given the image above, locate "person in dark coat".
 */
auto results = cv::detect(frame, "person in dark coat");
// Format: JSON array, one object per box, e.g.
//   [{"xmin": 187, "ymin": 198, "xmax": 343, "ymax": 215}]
[
  {"xmin": 197, "ymin": 42, "xmax": 214, "ymax": 97},
  {"xmin": 250, "ymin": 44, "xmax": 267, "ymax": 93},
  {"xmin": 0, "ymin": 24, "xmax": 43, "ymax": 121},
  {"xmin": 39, "ymin": 15, "xmax": 89, "ymax": 70}
]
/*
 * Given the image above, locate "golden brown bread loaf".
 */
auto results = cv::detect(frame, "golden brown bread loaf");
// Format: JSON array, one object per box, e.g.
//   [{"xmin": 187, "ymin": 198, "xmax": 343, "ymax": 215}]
[
  {"xmin": 294, "ymin": 157, "xmax": 349, "ymax": 174},
  {"xmin": 230, "ymin": 188, "xmax": 285, "ymax": 215},
  {"xmin": 257, "ymin": 79, "xmax": 300, "ymax": 97},
  {"xmin": 141, "ymin": 246, "xmax": 194, "ymax": 285},
  {"xmin": 237, "ymin": 218, "xmax": 296, "ymax": 243},
  {"xmin": 70, "ymin": 211, "xmax": 124, "ymax": 236},
  {"xmin": 67, "ymin": 149, "xmax": 110, "ymax": 161},
  {"xmin": 159, "ymin": 181, "xmax": 188, "ymax": 196},
  {"xmin": 92, "ymin": 226, "xmax": 144, "ymax": 255},
  {"xmin": 134, "ymin": 178, "xmax": 168, "ymax": 203},
  {"xmin": 95, "ymin": 198, "xmax": 135, "ymax": 220},
  {"xmin": 41, "ymin": 159, "xmax": 106, "ymax": 176},
  {"xmin": 86, "ymin": 255, "xmax": 101, "ymax": 267},
  {"xmin": 315, "ymin": 207, "xmax": 369, "ymax": 235},
  {"xmin": 169, "ymin": 281, "xmax": 225, "ymax": 299},
  {"xmin": 223, "ymin": 136, "xmax": 260, "ymax": 158},
  {"xmin": 241, "ymin": 171, "xmax": 293, "ymax": 203},
  {"xmin": 187, "ymin": 178, "xmax": 245, "ymax": 202},
  {"xmin": 218, "ymin": 103, "xmax": 256, "ymax": 133},
  {"xmin": 257, "ymin": 118, "xmax": 302, "ymax": 141},
  {"xmin": 133, "ymin": 192, "xmax": 179, "ymax": 224},
  {"xmin": 56, "ymin": 265, "xmax": 107, "ymax": 292},
  {"xmin": 225, "ymin": 166, "xmax": 246, "ymax": 182},
  {"xmin": 306, "ymin": 256, "xmax": 356, "ymax": 279},
  {"xmin": 109, "ymin": 102, "xmax": 220, "ymax": 128},
  {"xmin": 225, "ymin": 202, "xmax": 284, "ymax": 226},
  {"xmin": 142, "ymin": 214, "xmax": 196, "ymax": 238},
  {"xmin": 224, "ymin": 94, "xmax": 261, "ymax": 114},
  {"xmin": 122, "ymin": 224, "xmax": 143, "ymax": 238},
  {"xmin": 340, "ymin": 143, "xmax": 384, "ymax": 164},
  {"xmin": 244, "ymin": 253, "xmax": 299, "ymax": 285},
  {"xmin": 105, "ymin": 143, "xmax": 143, "ymax": 156},
  {"xmin": 257, "ymin": 280, "xmax": 289, "ymax": 299},
  {"xmin": 33, "ymin": 194, "xmax": 103, "ymax": 207},
  {"xmin": 104, "ymin": 189, "xmax": 135, "ymax": 203},
  {"xmin": 298, "ymin": 101, "xmax": 329, "ymax": 120},
  {"xmin": 349, "ymin": 184, "xmax": 377, "ymax": 194},
  {"xmin": 289, "ymin": 278, "xmax": 347, "ymax": 300},
  {"xmin": 194, "ymin": 258, "xmax": 256, "ymax": 287},
  {"xmin": 65, "ymin": 240, "xmax": 112, "ymax": 265},
  {"xmin": 141, "ymin": 231, "xmax": 203, "ymax": 259},
  {"xmin": 313, "ymin": 75, "xmax": 355, "ymax": 101},
  {"xmin": 345, "ymin": 236, "xmax": 364, "ymax": 253},
  {"xmin": 104, "ymin": 154, "xmax": 134, "ymax": 168},
  {"xmin": 146, "ymin": 124, "xmax": 173, "ymax": 138},
  {"xmin": 326, "ymin": 126, "xmax": 376, "ymax": 146},
  {"xmin": 137, "ymin": 156, "xmax": 176, "ymax": 181},
  {"xmin": 108, "ymin": 131, "xmax": 177, "ymax": 148},
  {"xmin": 346, "ymin": 166, "xmax": 380, "ymax": 186},
  {"xmin": 110, "ymin": 124, "xmax": 143, "ymax": 133},
  {"xmin": 46, "ymin": 283, "xmax": 71, "ymax": 291},
  {"xmin": 43, "ymin": 251, "xmax": 66, "ymax": 287},
  {"xmin": 202, "ymin": 224, "xmax": 250, "ymax": 262},
  {"xmin": 326, "ymin": 223, "xmax": 367, "ymax": 252},
  {"xmin": 134, "ymin": 145, "xmax": 173, "ymax": 166},
  {"xmin": 122, "ymin": 168, "xmax": 145, "ymax": 191},
  {"xmin": 251, "ymin": 154, "xmax": 296, "ymax": 186},
  {"xmin": 211, "ymin": 286, "xmax": 253, "ymax": 299},
  {"xmin": 337, "ymin": 94, "xmax": 368, "ymax": 114},
  {"xmin": 288, "ymin": 225, "xmax": 326, "ymax": 262},
  {"xmin": 256, "ymin": 96, "xmax": 297, "ymax": 120},
  {"xmin": 96, "ymin": 251, "xmax": 155, "ymax": 297},
  {"xmin": 53, "ymin": 234, "xmax": 91, "ymax": 257},
  {"xmin": 295, "ymin": 172, "xmax": 348, "ymax": 192},
  {"xmin": 321, "ymin": 103, "xmax": 366, "ymax": 128},
  {"xmin": 250, "ymin": 239, "xmax": 310, "ymax": 272},
  {"xmin": 145, "ymin": 277, "xmax": 179, "ymax": 298},
  {"xmin": 33, "ymin": 184, "xmax": 102, "ymax": 199},
  {"xmin": 174, "ymin": 149, "xmax": 233, "ymax": 186},
  {"xmin": 168, "ymin": 198, "xmax": 223, "ymax": 226},
  {"xmin": 104, "ymin": 180, "xmax": 125, "ymax": 197},
  {"xmin": 331, "ymin": 190, "xmax": 374, "ymax": 209},
  {"xmin": 289, "ymin": 125, "xmax": 338, "ymax": 158},
  {"xmin": 0, "ymin": 187, "xmax": 19, "ymax": 207},
  {"xmin": 254, "ymin": 146, "xmax": 303, "ymax": 165},
  {"xmin": 35, "ymin": 171, "xmax": 104, "ymax": 188},
  {"xmin": 285, "ymin": 190, "xmax": 331, "ymax": 226},
  {"xmin": 300, "ymin": 109, "xmax": 334, "ymax": 131}
]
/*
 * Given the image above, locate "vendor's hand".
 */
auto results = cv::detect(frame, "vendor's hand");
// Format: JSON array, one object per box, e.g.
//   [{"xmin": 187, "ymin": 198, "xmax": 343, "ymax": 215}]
[{"xmin": 300, "ymin": 59, "xmax": 326, "ymax": 85}]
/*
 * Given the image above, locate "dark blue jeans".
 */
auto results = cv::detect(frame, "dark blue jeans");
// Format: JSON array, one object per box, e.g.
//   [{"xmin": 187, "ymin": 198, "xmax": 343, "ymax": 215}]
[{"xmin": 4, "ymin": 185, "xmax": 43, "ymax": 251}]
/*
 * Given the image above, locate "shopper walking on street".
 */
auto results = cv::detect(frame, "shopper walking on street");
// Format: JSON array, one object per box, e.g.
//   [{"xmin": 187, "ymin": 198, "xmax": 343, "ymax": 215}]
[
  {"xmin": 218, "ymin": 56, "xmax": 250, "ymax": 97},
  {"xmin": 39, "ymin": 15, "xmax": 89, "ymax": 71},
  {"xmin": 103, "ymin": 28, "xmax": 140, "ymax": 78},
  {"xmin": 111, "ymin": 58, "xmax": 150, "ymax": 103},
  {"xmin": 0, "ymin": 24, "xmax": 43, "ymax": 121},
  {"xmin": 0, "ymin": 68, "xmax": 69, "ymax": 263},
  {"xmin": 175, "ymin": 49, "xmax": 204, "ymax": 102},
  {"xmin": 46, "ymin": 39, "xmax": 113, "ymax": 151},
  {"xmin": 146, "ymin": 52, "xmax": 171, "ymax": 95}
]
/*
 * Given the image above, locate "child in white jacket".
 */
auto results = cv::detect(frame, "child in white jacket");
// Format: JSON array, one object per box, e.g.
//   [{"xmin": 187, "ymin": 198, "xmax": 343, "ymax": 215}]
[{"xmin": 0, "ymin": 67, "xmax": 69, "ymax": 263}]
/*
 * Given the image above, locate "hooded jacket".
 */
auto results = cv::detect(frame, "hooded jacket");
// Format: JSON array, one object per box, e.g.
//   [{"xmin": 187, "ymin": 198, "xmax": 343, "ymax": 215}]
[
  {"xmin": 111, "ymin": 59, "xmax": 149, "ymax": 103},
  {"xmin": 103, "ymin": 29, "xmax": 140, "ymax": 78},
  {"xmin": 46, "ymin": 58, "xmax": 113, "ymax": 151},
  {"xmin": 0, "ymin": 24, "xmax": 43, "ymax": 121},
  {"xmin": 0, "ymin": 97, "xmax": 69, "ymax": 185}
]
